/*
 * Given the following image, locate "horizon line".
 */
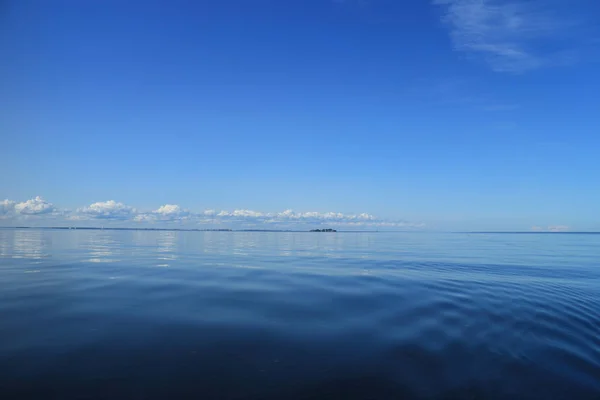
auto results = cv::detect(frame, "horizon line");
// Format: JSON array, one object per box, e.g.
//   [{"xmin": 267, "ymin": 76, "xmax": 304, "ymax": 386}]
[{"xmin": 1, "ymin": 227, "xmax": 599, "ymax": 234}]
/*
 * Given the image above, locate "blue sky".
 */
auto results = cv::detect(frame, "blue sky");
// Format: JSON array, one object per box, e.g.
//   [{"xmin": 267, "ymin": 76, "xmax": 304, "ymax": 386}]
[{"xmin": 2, "ymin": 0, "xmax": 600, "ymax": 231}]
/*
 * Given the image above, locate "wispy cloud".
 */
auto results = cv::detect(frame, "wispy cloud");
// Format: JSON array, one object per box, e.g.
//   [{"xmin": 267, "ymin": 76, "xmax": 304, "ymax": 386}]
[
  {"xmin": 0, "ymin": 197, "xmax": 422, "ymax": 229},
  {"xmin": 434, "ymin": 0, "xmax": 578, "ymax": 73},
  {"xmin": 531, "ymin": 225, "xmax": 570, "ymax": 232}
]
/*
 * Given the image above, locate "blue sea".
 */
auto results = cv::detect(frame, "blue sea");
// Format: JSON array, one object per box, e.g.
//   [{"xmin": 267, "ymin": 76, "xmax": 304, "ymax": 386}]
[{"xmin": 0, "ymin": 229, "xmax": 599, "ymax": 399}]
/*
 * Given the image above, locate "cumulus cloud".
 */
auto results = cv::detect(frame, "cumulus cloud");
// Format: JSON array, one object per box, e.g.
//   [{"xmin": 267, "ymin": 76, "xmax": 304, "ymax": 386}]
[
  {"xmin": 0, "ymin": 199, "xmax": 16, "ymax": 217},
  {"xmin": 218, "ymin": 209, "xmax": 266, "ymax": 218},
  {"xmin": 434, "ymin": 0, "xmax": 577, "ymax": 73},
  {"xmin": 134, "ymin": 204, "xmax": 191, "ymax": 222},
  {"xmin": 210, "ymin": 208, "xmax": 418, "ymax": 228},
  {"xmin": 155, "ymin": 204, "xmax": 185, "ymax": 216},
  {"xmin": 132, "ymin": 214, "xmax": 155, "ymax": 223},
  {"xmin": 127, "ymin": 206, "xmax": 407, "ymax": 227},
  {"xmin": 77, "ymin": 200, "xmax": 137, "ymax": 220},
  {"xmin": 14, "ymin": 196, "xmax": 56, "ymax": 215},
  {"xmin": 0, "ymin": 197, "xmax": 423, "ymax": 229}
]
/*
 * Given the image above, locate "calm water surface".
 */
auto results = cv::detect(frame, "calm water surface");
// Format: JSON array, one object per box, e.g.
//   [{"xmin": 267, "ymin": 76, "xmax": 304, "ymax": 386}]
[{"xmin": 1, "ymin": 229, "xmax": 599, "ymax": 399}]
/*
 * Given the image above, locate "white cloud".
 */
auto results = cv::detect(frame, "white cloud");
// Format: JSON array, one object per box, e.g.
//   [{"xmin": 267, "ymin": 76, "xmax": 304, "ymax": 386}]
[
  {"xmin": 548, "ymin": 225, "xmax": 569, "ymax": 232},
  {"xmin": 206, "ymin": 208, "xmax": 417, "ymax": 228},
  {"xmin": 132, "ymin": 214, "xmax": 154, "ymax": 222},
  {"xmin": 531, "ymin": 225, "xmax": 569, "ymax": 232},
  {"xmin": 268, "ymin": 209, "xmax": 376, "ymax": 222},
  {"xmin": 278, "ymin": 209, "xmax": 296, "ymax": 219},
  {"xmin": 155, "ymin": 204, "xmax": 183, "ymax": 216},
  {"xmin": 128, "ymin": 207, "xmax": 390, "ymax": 226},
  {"xmin": 133, "ymin": 204, "xmax": 191, "ymax": 222},
  {"xmin": 434, "ymin": 0, "xmax": 575, "ymax": 73},
  {"xmin": 77, "ymin": 200, "xmax": 136, "ymax": 220},
  {"xmin": 329, "ymin": 221, "xmax": 425, "ymax": 228},
  {"xmin": 0, "ymin": 199, "xmax": 16, "ymax": 217},
  {"xmin": 14, "ymin": 196, "xmax": 56, "ymax": 215},
  {"xmin": 218, "ymin": 209, "xmax": 266, "ymax": 218},
  {"xmin": 0, "ymin": 197, "xmax": 423, "ymax": 229},
  {"xmin": 154, "ymin": 204, "xmax": 189, "ymax": 220},
  {"xmin": 66, "ymin": 215, "xmax": 87, "ymax": 221}
]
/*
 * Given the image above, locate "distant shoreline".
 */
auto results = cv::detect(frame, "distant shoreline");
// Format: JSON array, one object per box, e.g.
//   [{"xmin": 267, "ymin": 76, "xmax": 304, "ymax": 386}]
[
  {"xmin": 0, "ymin": 227, "xmax": 599, "ymax": 234},
  {"xmin": 464, "ymin": 231, "xmax": 600, "ymax": 235},
  {"xmin": 0, "ymin": 227, "xmax": 347, "ymax": 233}
]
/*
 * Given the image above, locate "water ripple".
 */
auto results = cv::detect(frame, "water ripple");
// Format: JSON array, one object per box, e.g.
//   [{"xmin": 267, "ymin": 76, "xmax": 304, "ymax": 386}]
[{"xmin": 1, "ymin": 230, "xmax": 599, "ymax": 399}]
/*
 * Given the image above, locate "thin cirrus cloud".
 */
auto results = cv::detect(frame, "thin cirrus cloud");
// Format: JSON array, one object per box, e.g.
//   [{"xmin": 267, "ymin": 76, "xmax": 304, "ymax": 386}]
[
  {"xmin": 433, "ymin": 0, "xmax": 579, "ymax": 73},
  {"xmin": 0, "ymin": 197, "xmax": 422, "ymax": 228}
]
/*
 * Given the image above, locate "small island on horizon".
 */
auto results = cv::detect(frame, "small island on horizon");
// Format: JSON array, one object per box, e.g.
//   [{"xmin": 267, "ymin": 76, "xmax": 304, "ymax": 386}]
[{"xmin": 309, "ymin": 229, "xmax": 337, "ymax": 232}]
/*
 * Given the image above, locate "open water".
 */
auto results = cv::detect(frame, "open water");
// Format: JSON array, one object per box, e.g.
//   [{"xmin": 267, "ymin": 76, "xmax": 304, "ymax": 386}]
[{"xmin": 0, "ymin": 229, "xmax": 599, "ymax": 399}]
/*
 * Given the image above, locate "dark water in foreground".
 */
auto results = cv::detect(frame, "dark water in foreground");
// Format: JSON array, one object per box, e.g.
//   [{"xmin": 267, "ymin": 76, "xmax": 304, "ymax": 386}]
[{"xmin": 0, "ymin": 229, "xmax": 599, "ymax": 399}]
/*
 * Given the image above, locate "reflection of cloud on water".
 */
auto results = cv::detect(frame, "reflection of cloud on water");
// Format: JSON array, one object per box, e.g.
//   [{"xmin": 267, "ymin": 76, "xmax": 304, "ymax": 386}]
[
  {"xmin": 201, "ymin": 232, "xmax": 231, "ymax": 255},
  {"xmin": 280, "ymin": 232, "xmax": 374, "ymax": 260},
  {"xmin": 0, "ymin": 230, "xmax": 11, "ymax": 257},
  {"xmin": 232, "ymin": 233, "xmax": 260, "ymax": 256},
  {"xmin": 128, "ymin": 231, "xmax": 155, "ymax": 258},
  {"xmin": 281, "ymin": 233, "xmax": 346, "ymax": 259},
  {"xmin": 156, "ymin": 231, "xmax": 178, "ymax": 266},
  {"xmin": 86, "ymin": 232, "xmax": 121, "ymax": 263},
  {"xmin": 11, "ymin": 230, "xmax": 51, "ymax": 261},
  {"xmin": 317, "ymin": 233, "xmax": 345, "ymax": 259}
]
